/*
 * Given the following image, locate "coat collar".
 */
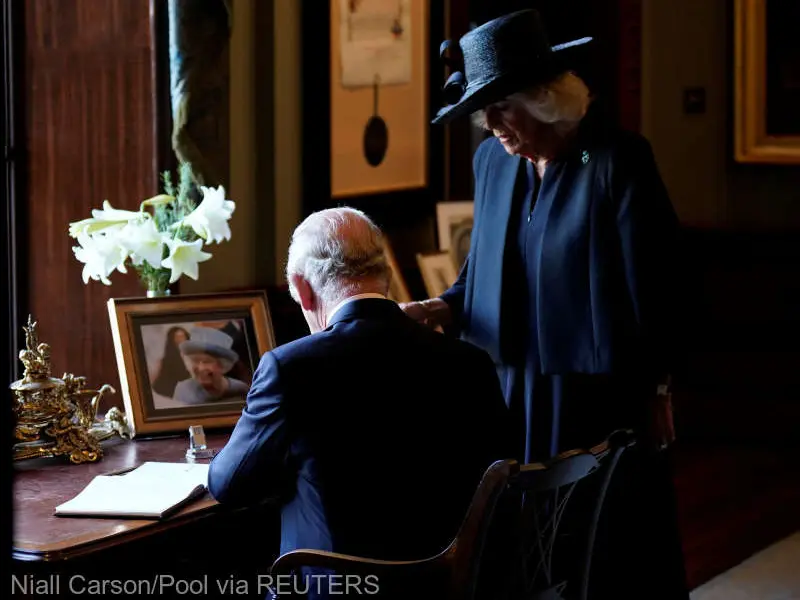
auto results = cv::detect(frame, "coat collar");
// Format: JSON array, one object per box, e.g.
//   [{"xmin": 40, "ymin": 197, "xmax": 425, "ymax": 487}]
[
  {"xmin": 325, "ymin": 297, "xmax": 405, "ymax": 330},
  {"xmin": 327, "ymin": 293, "xmax": 386, "ymax": 324}
]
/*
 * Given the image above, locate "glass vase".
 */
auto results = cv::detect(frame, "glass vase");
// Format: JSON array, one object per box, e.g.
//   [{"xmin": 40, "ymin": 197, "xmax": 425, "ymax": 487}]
[
  {"xmin": 141, "ymin": 267, "xmax": 173, "ymax": 298},
  {"xmin": 146, "ymin": 288, "xmax": 171, "ymax": 298}
]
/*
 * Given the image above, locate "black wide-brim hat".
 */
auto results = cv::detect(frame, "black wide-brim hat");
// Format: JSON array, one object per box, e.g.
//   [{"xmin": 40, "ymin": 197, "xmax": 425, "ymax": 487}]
[{"xmin": 432, "ymin": 9, "xmax": 592, "ymax": 125}]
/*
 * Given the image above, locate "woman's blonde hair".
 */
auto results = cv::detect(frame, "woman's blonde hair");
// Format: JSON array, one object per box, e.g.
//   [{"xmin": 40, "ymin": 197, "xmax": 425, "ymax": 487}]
[{"xmin": 472, "ymin": 71, "xmax": 591, "ymax": 135}]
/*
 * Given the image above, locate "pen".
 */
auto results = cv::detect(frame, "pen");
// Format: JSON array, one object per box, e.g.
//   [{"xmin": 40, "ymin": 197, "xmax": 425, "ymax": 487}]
[{"xmin": 100, "ymin": 465, "xmax": 138, "ymax": 476}]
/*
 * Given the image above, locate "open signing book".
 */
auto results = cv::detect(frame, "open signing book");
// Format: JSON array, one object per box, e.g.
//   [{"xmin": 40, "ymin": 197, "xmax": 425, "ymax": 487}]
[{"xmin": 54, "ymin": 462, "xmax": 211, "ymax": 519}]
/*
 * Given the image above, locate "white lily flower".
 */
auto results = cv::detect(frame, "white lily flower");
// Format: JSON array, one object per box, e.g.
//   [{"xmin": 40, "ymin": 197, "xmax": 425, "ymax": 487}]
[
  {"xmin": 72, "ymin": 236, "xmax": 110, "ymax": 285},
  {"xmin": 68, "ymin": 216, "xmax": 127, "ymax": 238},
  {"xmin": 71, "ymin": 232, "xmax": 129, "ymax": 285},
  {"xmin": 91, "ymin": 200, "xmax": 143, "ymax": 222},
  {"xmin": 178, "ymin": 185, "xmax": 235, "ymax": 243},
  {"xmin": 161, "ymin": 238, "xmax": 212, "ymax": 283},
  {"xmin": 68, "ymin": 165, "xmax": 237, "ymax": 289},
  {"xmin": 68, "ymin": 200, "xmax": 143, "ymax": 238},
  {"xmin": 120, "ymin": 218, "xmax": 167, "ymax": 269}
]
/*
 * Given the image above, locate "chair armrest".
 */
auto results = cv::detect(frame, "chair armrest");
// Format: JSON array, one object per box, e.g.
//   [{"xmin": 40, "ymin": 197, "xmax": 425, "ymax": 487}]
[
  {"xmin": 271, "ymin": 549, "xmax": 435, "ymax": 576},
  {"xmin": 270, "ymin": 549, "xmax": 450, "ymax": 598}
]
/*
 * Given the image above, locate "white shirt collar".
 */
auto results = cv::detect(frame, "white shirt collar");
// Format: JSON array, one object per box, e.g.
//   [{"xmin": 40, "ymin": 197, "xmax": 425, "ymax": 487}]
[{"xmin": 327, "ymin": 293, "xmax": 388, "ymax": 325}]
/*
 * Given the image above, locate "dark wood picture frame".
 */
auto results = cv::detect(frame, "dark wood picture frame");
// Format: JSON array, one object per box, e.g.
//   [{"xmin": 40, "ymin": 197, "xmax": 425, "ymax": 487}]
[{"xmin": 300, "ymin": 0, "xmax": 446, "ymax": 228}]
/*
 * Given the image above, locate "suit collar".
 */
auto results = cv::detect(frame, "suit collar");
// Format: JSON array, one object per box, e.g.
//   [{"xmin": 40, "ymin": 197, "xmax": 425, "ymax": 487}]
[
  {"xmin": 326, "ymin": 297, "xmax": 404, "ymax": 329},
  {"xmin": 327, "ymin": 292, "xmax": 386, "ymax": 324}
]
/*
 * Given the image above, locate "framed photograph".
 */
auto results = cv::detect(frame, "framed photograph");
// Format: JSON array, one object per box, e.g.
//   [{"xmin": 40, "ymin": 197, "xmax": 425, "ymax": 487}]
[
  {"xmin": 436, "ymin": 201, "xmax": 474, "ymax": 270},
  {"xmin": 416, "ymin": 251, "xmax": 458, "ymax": 299},
  {"xmin": 299, "ymin": 0, "xmax": 445, "ymax": 222},
  {"xmin": 107, "ymin": 291, "xmax": 275, "ymax": 437},
  {"xmin": 734, "ymin": 0, "xmax": 800, "ymax": 164},
  {"xmin": 384, "ymin": 243, "xmax": 412, "ymax": 303},
  {"xmin": 329, "ymin": 0, "xmax": 427, "ymax": 197}
]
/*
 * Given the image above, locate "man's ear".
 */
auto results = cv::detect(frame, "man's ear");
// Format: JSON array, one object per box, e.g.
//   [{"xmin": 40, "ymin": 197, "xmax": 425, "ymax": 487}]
[{"xmin": 289, "ymin": 274, "xmax": 316, "ymax": 312}]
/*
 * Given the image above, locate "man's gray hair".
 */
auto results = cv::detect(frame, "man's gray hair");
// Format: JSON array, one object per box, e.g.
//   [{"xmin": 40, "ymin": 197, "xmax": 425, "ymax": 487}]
[
  {"xmin": 472, "ymin": 71, "xmax": 591, "ymax": 135},
  {"xmin": 285, "ymin": 207, "xmax": 390, "ymax": 306}
]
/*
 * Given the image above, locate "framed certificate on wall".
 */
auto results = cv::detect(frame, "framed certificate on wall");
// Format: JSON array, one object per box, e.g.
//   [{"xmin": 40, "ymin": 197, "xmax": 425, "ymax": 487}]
[
  {"xmin": 330, "ymin": 0, "xmax": 428, "ymax": 197},
  {"xmin": 300, "ymin": 0, "xmax": 445, "ymax": 223}
]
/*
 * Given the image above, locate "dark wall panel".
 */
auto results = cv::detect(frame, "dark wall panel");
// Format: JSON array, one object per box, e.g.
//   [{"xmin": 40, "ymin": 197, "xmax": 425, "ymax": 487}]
[{"xmin": 24, "ymin": 0, "xmax": 157, "ymax": 403}]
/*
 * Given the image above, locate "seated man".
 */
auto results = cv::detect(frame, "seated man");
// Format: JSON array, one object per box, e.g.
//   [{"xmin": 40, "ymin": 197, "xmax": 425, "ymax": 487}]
[{"xmin": 208, "ymin": 207, "xmax": 512, "ymax": 597}]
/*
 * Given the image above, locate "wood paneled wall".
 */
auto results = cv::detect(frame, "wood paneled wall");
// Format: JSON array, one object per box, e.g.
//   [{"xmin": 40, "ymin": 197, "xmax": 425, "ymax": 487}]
[
  {"xmin": 24, "ymin": 0, "xmax": 158, "ymax": 404},
  {"xmin": 674, "ymin": 229, "xmax": 800, "ymax": 444},
  {"xmin": 617, "ymin": 0, "xmax": 642, "ymax": 132}
]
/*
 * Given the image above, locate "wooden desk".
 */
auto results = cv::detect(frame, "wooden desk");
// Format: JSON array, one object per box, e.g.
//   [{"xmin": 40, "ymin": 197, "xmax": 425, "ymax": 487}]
[
  {"xmin": 13, "ymin": 433, "xmax": 235, "ymax": 562},
  {"xmin": 12, "ymin": 432, "xmax": 280, "ymax": 599}
]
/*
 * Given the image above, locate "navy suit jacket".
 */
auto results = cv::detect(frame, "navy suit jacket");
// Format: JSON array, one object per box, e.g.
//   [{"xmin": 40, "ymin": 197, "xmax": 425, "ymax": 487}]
[
  {"xmin": 441, "ymin": 117, "xmax": 683, "ymax": 380},
  {"xmin": 208, "ymin": 298, "xmax": 512, "ymax": 562}
]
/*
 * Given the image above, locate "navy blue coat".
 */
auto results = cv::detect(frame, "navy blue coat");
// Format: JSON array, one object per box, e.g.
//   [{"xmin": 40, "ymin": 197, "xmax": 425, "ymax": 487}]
[
  {"xmin": 441, "ymin": 118, "xmax": 682, "ymax": 383},
  {"xmin": 437, "ymin": 118, "xmax": 691, "ymax": 600},
  {"xmin": 208, "ymin": 299, "xmax": 512, "ymax": 567}
]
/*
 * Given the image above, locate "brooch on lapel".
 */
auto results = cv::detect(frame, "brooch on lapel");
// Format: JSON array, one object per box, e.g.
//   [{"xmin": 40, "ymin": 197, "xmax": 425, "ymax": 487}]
[{"xmin": 581, "ymin": 150, "xmax": 590, "ymax": 165}]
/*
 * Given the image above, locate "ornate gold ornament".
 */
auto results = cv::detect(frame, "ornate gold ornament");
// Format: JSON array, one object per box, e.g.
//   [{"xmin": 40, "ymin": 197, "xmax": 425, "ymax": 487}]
[{"xmin": 10, "ymin": 315, "xmax": 130, "ymax": 463}]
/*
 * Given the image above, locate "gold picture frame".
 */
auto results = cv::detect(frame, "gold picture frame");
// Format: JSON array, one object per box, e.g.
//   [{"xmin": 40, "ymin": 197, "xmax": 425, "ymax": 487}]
[
  {"xmin": 329, "ymin": 0, "xmax": 429, "ymax": 197},
  {"xmin": 416, "ymin": 251, "xmax": 458, "ymax": 299},
  {"xmin": 436, "ymin": 201, "xmax": 474, "ymax": 271},
  {"xmin": 107, "ymin": 291, "xmax": 275, "ymax": 438},
  {"xmin": 384, "ymin": 243, "xmax": 412, "ymax": 303},
  {"xmin": 734, "ymin": 0, "xmax": 800, "ymax": 164}
]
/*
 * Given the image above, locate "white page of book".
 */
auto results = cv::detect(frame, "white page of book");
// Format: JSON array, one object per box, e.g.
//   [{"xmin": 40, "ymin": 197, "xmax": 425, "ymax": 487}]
[
  {"xmin": 54, "ymin": 462, "xmax": 211, "ymax": 518},
  {"xmin": 122, "ymin": 462, "xmax": 210, "ymax": 487}
]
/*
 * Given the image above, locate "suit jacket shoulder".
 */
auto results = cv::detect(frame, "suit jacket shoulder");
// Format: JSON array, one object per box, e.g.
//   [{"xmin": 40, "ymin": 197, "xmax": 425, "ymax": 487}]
[
  {"xmin": 269, "ymin": 329, "xmax": 333, "ymax": 364},
  {"xmin": 271, "ymin": 311, "xmax": 496, "ymax": 377}
]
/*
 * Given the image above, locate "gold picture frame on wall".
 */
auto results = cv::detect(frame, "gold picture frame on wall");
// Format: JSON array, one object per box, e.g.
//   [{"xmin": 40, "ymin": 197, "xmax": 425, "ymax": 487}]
[
  {"xmin": 299, "ymin": 0, "xmax": 445, "ymax": 215},
  {"xmin": 107, "ymin": 291, "xmax": 275, "ymax": 438},
  {"xmin": 436, "ymin": 201, "xmax": 474, "ymax": 271},
  {"xmin": 734, "ymin": 0, "xmax": 800, "ymax": 164},
  {"xmin": 329, "ymin": 0, "xmax": 429, "ymax": 197},
  {"xmin": 384, "ymin": 243, "xmax": 413, "ymax": 303},
  {"xmin": 416, "ymin": 251, "xmax": 458, "ymax": 299}
]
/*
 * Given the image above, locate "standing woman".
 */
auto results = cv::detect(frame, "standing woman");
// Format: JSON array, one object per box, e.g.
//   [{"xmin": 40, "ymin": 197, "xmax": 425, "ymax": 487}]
[{"xmin": 402, "ymin": 9, "xmax": 689, "ymax": 599}]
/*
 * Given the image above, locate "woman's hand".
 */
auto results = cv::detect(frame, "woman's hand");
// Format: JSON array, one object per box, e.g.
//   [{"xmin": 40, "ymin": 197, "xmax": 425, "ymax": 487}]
[
  {"xmin": 399, "ymin": 298, "xmax": 452, "ymax": 329},
  {"xmin": 398, "ymin": 301, "xmax": 429, "ymax": 323}
]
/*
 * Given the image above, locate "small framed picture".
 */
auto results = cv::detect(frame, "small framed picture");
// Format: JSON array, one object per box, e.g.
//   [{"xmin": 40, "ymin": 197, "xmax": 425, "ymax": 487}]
[
  {"xmin": 384, "ymin": 242, "xmax": 412, "ymax": 303},
  {"xmin": 436, "ymin": 201, "xmax": 474, "ymax": 269},
  {"xmin": 416, "ymin": 251, "xmax": 459, "ymax": 299},
  {"xmin": 107, "ymin": 291, "xmax": 275, "ymax": 437}
]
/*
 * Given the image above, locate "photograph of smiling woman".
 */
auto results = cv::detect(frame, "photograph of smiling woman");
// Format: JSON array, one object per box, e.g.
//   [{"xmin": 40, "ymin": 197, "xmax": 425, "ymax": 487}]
[{"xmin": 173, "ymin": 326, "xmax": 250, "ymax": 406}]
